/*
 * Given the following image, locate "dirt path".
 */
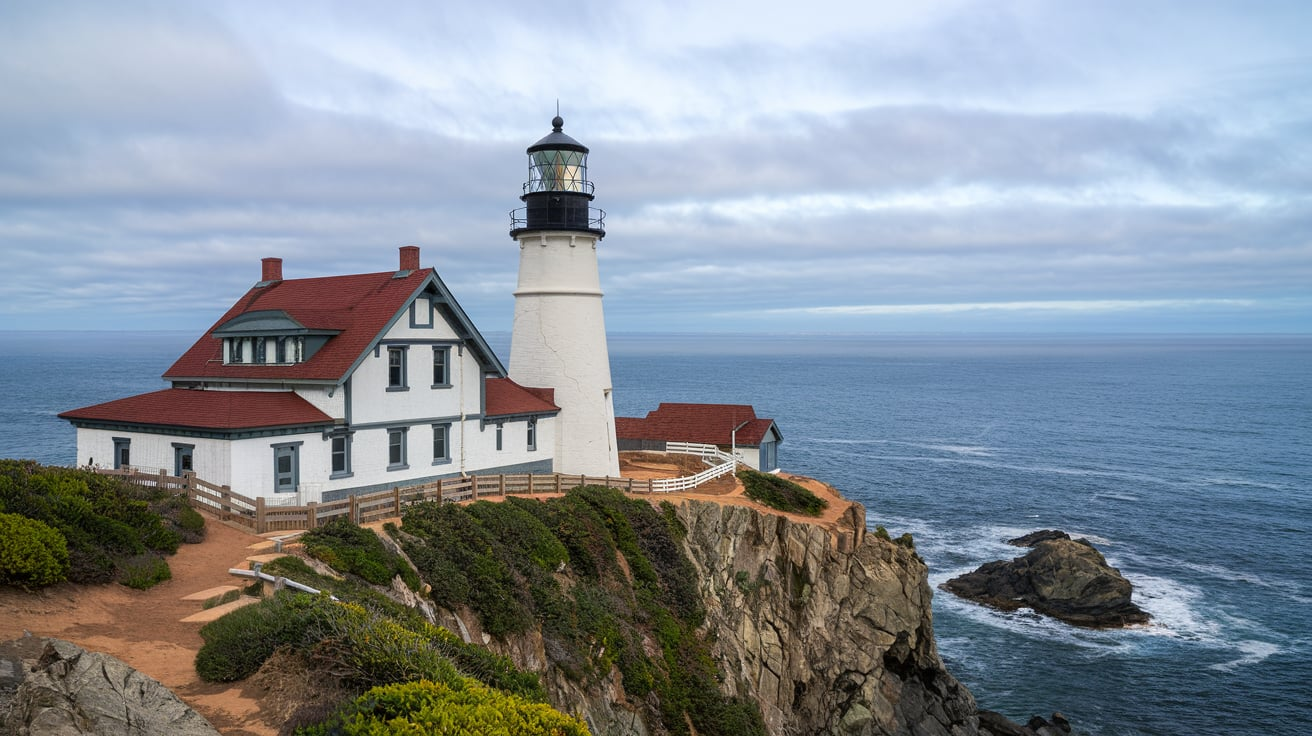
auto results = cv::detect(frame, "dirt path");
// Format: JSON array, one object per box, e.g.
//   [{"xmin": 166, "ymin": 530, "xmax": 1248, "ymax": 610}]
[{"xmin": 0, "ymin": 519, "xmax": 279, "ymax": 735}]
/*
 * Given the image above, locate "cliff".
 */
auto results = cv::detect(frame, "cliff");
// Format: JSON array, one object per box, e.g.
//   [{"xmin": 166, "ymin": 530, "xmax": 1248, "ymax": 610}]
[
  {"xmin": 677, "ymin": 500, "xmax": 979, "ymax": 736},
  {"xmin": 427, "ymin": 495, "xmax": 988, "ymax": 736}
]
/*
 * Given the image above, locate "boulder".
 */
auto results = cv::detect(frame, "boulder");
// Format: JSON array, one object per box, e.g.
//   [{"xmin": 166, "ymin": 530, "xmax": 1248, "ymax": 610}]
[
  {"xmin": 942, "ymin": 535, "xmax": 1149, "ymax": 628},
  {"xmin": 1, "ymin": 636, "xmax": 219, "ymax": 736}
]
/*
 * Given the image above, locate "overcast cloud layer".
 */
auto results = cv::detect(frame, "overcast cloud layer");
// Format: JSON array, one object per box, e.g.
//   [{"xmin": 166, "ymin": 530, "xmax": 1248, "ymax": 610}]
[{"xmin": 2, "ymin": 0, "xmax": 1310, "ymax": 334}]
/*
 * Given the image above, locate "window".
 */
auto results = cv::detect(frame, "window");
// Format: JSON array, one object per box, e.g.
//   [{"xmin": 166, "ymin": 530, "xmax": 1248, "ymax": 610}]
[
  {"xmin": 387, "ymin": 428, "xmax": 408, "ymax": 470},
  {"xmin": 255, "ymin": 337, "xmax": 267, "ymax": 364},
  {"xmin": 495, "ymin": 423, "xmax": 503, "ymax": 451},
  {"xmin": 227, "ymin": 337, "xmax": 246, "ymax": 364},
  {"xmin": 172, "ymin": 443, "xmax": 194, "ymax": 476},
  {"xmin": 527, "ymin": 419, "xmax": 537, "ymax": 451},
  {"xmin": 432, "ymin": 423, "xmax": 450, "ymax": 463},
  {"xmin": 432, "ymin": 346, "xmax": 450, "ymax": 387},
  {"xmin": 330, "ymin": 433, "xmax": 352, "ymax": 478},
  {"xmin": 387, "ymin": 347, "xmax": 408, "ymax": 390},
  {"xmin": 113, "ymin": 437, "xmax": 131, "ymax": 469}
]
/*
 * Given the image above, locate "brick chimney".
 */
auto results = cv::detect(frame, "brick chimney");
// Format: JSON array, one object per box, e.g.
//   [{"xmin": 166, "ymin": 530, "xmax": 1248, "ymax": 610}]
[
  {"xmin": 398, "ymin": 246, "xmax": 420, "ymax": 272},
  {"xmin": 261, "ymin": 257, "xmax": 283, "ymax": 283}
]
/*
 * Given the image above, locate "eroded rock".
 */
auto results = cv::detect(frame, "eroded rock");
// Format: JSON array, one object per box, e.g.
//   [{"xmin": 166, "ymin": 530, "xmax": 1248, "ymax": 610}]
[
  {"xmin": 942, "ymin": 535, "xmax": 1149, "ymax": 628},
  {"xmin": 2, "ymin": 637, "xmax": 219, "ymax": 736}
]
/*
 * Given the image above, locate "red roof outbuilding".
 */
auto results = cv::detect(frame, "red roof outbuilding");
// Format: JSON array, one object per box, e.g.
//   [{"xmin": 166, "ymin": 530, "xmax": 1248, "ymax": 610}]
[{"xmin": 615, "ymin": 403, "xmax": 779, "ymax": 446}]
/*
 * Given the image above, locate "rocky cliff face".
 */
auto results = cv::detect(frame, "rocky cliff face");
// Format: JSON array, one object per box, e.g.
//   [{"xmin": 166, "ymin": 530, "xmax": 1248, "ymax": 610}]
[
  {"xmin": 426, "ymin": 498, "xmax": 1017, "ymax": 736},
  {"xmin": 677, "ymin": 500, "xmax": 980, "ymax": 736}
]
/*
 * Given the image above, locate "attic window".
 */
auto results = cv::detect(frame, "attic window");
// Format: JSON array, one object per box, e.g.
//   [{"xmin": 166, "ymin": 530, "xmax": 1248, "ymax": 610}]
[{"xmin": 223, "ymin": 336, "xmax": 305, "ymax": 365}]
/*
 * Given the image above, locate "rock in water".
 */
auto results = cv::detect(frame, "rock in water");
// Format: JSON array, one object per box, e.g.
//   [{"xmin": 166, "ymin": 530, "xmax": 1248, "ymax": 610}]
[
  {"xmin": 942, "ymin": 536, "xmax": 1150, "ymax": 628},
  {"xmin": 1005, "ymin": 530, "xmax": 1069, "ymax": 547},
  {"xmin": 3, "ymin": 637, "xmax": 220, "ymax": 736}
]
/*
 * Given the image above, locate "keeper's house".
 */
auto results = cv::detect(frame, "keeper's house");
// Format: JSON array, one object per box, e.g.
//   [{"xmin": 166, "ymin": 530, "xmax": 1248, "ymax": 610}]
[
  {"xmin": 60, "ymin": 247, "xmax": 558, "ymax": 503},
  {"xmin": 616, "ymin": 403, "xmax": 782, "ymax": 472}
]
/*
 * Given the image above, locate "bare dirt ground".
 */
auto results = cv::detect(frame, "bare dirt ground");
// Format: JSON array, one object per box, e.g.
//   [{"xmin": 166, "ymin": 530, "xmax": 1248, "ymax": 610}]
[
  {"xmin": 618, "ymin": 452, "xmax": 855, "ymax": 532},
  {"xmin": 0, "ymin": 456, "xmax": 852, "ymax": 735},
  {"xmin": 0, "ymin": 520, "xmax": 281, "ymax": 735}
]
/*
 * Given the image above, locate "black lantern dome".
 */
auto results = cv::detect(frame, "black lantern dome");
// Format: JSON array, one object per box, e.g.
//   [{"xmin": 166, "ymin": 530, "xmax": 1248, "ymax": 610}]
[{"xmin": 510, "ymin": 116, "xmax": 605, "ymax": 237}]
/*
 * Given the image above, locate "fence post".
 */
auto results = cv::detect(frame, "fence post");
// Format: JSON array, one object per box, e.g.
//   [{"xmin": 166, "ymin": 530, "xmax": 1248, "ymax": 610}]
[
  {"xmin": 349, "ymin": 494, "xmax": 359, "ymax": 524},
  {"xmin": 255, "ymin": 497, "xmax": 267, "ymax": 534},
  {"xmin": 307, "ymin": 501, "xmax": 318, "ymax": 529},
  {"xmin": 499, "ymin": 474, "xmax": 506, "ymax": 497},
  {"xmin": 393, "ymin": 487, "xmax": 401, "ymax": 517}
]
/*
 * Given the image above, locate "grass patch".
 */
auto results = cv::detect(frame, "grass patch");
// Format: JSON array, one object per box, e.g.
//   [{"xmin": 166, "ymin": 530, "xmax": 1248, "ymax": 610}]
[
  {"xmin": 117, "ymin": 553, "xmax": 172, "ymax": 589},
  {"xmin": 736, "ymin": 469, "xmax": 827, "ymax": 516}
]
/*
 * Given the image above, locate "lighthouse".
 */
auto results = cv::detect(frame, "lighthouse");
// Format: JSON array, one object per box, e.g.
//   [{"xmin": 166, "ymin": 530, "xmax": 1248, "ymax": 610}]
[{"xmin": 508, "ymin": 116, "xmax": 620, "ymax": 477}]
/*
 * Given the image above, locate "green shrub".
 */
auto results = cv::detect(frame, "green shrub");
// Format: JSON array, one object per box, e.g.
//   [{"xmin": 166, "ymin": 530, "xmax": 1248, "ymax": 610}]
[
  {"xmin": 117, "ymin": 553, "xmax": 172, "ymax": 590},
  {"xmin": 736, "ymin": 469, "xmax": 827, "ymax": 516},
  {"xmin": 202, "ymin": 588, "xmax": 242, "ymax": 610},
  {"xmin": 294, "ymin": 679, "xmax": 590, "ymax": 736},
  {"xmin": 0, "ymin": 512, "xmax": 69, "ymax": 588},
  {"xmin": 301, "ymin": 516, "xmax": 419, "ymax": 590},
  {"xmin": 195, "ymin": 592, "xmax": 322, "ymax": 682},
  {"xmin": 0, "ymin": 461, "xmax": 198, "ymax": 585}
]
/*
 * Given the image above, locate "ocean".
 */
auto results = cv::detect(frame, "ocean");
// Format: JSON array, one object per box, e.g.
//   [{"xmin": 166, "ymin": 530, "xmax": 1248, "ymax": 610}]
[{"xmin": 2, "ymin": 330, "xmax": 1309, "ymax": 736}]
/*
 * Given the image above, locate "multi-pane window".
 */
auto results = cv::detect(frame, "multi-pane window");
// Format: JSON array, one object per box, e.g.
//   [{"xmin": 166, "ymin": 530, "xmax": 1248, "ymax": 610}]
[
  {"xmin": 387, "ymin": 428, "xmax": 408, "ymax": 469},
  {"xmin": 227, "ymin": 338, "xmax": 246, "ymax": 363},
  {"xmin": 387, "ymin": 347, "xmax": 407, "ymax": 390},
  {"xmin": 432, "ymin": 347, "xmax": 450, "ymax": 386},
  {"xmin": 255, "ymin": 337, "xmax": 267, "ymax": 363},
  {"xmin": 527, "ymin": 419, "xmax": 537, "ymax": 451},
  {"xmin": 432, "ymin": 424, "xmax": 450, "ymax": 463},
  {"xmin": 495, "ymin": 423, "xmax": 504, "ymax": 451},
  {"xmin": 331, "ymin": 434, "xmax": 351, "ymax": 477}
]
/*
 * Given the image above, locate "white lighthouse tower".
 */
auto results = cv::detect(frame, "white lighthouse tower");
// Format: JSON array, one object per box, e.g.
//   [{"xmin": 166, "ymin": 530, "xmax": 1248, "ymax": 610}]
[{"xmin": 508, "ymin": 116, "xmax": 620, "ymax": 477}]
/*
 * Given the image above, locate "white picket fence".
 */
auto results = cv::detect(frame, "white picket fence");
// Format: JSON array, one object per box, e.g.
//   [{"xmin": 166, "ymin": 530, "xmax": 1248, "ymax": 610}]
[{"xmin": 651, "ymin": 442, "xmax": 738, "ymax": 493}]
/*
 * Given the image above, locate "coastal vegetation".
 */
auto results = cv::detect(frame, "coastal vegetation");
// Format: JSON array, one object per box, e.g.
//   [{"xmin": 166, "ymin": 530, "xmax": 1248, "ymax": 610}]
[
  {"xmin": 397, "ymin": 485, "xmax": 765, "ymax": 736},
  {"xmin": 0, "ymin": 460, "xmax": 203, "ymax": 588},
  {"xmin": 736, "ymin": 468, "xmax": 827, "ymax": 516}
]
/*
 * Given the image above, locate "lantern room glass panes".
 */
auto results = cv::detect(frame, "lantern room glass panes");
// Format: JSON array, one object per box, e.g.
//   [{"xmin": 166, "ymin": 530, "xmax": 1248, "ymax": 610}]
[{"xmin": 529, "ymin": 149, "xmax": 587, "ymax": 193}]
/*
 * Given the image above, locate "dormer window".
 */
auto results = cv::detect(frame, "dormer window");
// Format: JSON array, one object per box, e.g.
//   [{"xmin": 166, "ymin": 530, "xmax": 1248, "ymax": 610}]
[{"xmin": 214, "ymin": 310, "xmax": 333, "ymax": 366}]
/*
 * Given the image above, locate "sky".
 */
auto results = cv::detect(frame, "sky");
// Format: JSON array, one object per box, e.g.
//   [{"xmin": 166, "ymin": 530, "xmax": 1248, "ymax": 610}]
[{"xmin": 1, "ymin": 0, "xmax": 1310, "ymax": 334}]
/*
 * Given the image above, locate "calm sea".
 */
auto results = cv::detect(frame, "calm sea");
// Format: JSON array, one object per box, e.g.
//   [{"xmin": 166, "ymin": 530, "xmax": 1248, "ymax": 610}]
[{"xmin": 2, "ymin": 330, "xmax": 1309, "ymax": 736}]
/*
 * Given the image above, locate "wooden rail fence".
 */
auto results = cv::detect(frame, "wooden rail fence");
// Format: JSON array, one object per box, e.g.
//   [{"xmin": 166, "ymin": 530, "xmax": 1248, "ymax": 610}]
[
  {"xmin": 98, "ymin": 444, "xmax": 739, "ymax": 534},
  {"xmin": 98, "ymin": 467, "xmax": 669, "ymax": 534}
]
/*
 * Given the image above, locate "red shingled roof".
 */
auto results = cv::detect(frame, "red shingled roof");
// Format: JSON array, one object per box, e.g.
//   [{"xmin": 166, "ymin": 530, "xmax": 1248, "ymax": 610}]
[
  {"xmin": 164, "ymin": 269, "xmax": 434, "ymax": 382},
  {"xmin": 615, "ymin": 403, "xmax": 778, "ymax": 446},
  {"xmin": 58, "ymin": 389, "xmax": 334, "ymax": 431},
  {"xmin": 485, "ymin": 378, "xmax": 558, "ymax": 418}
]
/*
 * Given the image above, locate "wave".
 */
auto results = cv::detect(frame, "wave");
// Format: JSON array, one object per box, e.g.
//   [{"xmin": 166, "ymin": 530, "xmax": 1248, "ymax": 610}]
[
  {"xmin": 1209, "ymin": 640, "xmax": 1282, "ymax": 671},
  {"xmin": 1198, "ymin": 476, "xmax": 1288, "ymax": 492}
]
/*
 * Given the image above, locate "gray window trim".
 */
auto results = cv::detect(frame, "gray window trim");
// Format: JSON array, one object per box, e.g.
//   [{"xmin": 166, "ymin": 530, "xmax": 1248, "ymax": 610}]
[
  {"xmin": 526, "ymin": 418, "xmax": 537, "ymax": 452},
  {"xmin": 431, "ymin": 345, "xmax": 451, "ymax": 388},
  {"xmin": 432, "ymin": 422, "xmax": 451, "ymax": 465},
  {"xmin": 330, "ymin": 432, "xmax": 353, "ymax": 479},
  {"xmin": 387, "ymin": 427, "xmax": 409, "ymax": 471},
  {"xmin": 409, "ymin": 297, "xmax": 434, "ymax": 328},
  {"xmin": 386, "ymin": 346, "xmax": 409, "ymax": 391},
  {"xmin": 495, "ymin": 422, "xmax": 504, "ymax": 451}
]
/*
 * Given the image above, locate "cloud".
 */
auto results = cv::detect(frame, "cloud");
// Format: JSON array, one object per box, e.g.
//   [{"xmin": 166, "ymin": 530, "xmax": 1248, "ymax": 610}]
[{"xmin": 0, "ymin": 0, "xmax": 1309, "ymax": 333}]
